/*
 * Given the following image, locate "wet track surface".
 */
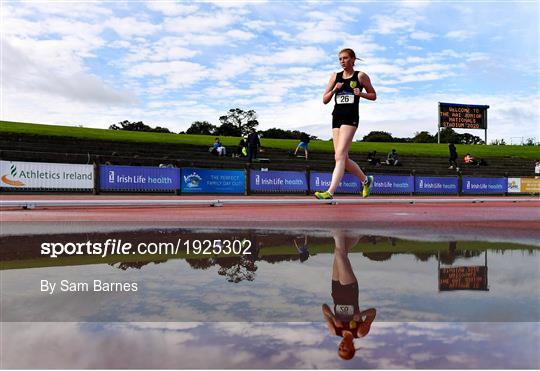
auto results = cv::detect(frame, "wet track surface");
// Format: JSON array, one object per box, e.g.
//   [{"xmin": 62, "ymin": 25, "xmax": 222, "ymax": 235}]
[{"xmin": 1, "ymin": 195, "xmax": 539, "ymax": 368}]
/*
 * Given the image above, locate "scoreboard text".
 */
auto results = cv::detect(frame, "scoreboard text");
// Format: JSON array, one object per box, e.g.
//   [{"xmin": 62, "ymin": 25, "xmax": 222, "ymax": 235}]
[{"xmin": 439, "ymin": 103, "xmax": 488, "ymax": 130}]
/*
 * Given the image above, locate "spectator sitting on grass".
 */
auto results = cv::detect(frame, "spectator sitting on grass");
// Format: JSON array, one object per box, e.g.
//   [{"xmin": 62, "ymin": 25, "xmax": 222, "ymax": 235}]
[
  {"xmin": 367, "ymin": 151, "xmax": 381, "ymax": 167},
  {"xmin": 234, "ymin": 138, "xmax": 247, "ymax": 158},
  {"xmin": 211, "ymin": 137, "xmax": 226, "ymax": 156},
  {"xmin": 464, "ymin": 153, "xmax": 479, "ymax": 166},
  {"xmin": 386, "ymin": 149, "xmax": 400, "ymax": 166}
]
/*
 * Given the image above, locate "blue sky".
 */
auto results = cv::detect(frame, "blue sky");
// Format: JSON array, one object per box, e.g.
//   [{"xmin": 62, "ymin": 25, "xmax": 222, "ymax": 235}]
[{"xmin": 2, "ymin": 1, "xmax": 539, "ymax": 143}]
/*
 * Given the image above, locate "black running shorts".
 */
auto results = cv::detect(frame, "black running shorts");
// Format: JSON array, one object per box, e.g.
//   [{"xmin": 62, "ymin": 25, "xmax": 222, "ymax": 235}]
[{"xmin": 332, "ymin": 115, "xmax": 359, "ymax": 129}]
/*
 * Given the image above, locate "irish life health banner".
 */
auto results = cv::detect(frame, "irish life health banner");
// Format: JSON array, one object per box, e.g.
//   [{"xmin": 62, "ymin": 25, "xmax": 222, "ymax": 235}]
[
  {"xmin": 372, "ymin": 175, "xmax": 414, "ymax": 194},
  {"xmin": 462, "ymin": 177, "xmax": 507, "ymax": 194},
  {"xmin": 250, "ymin": 170, "xmax": 307, "ymax": 192},
  {"xmin": 0, "ymin": 160, "xmax": 93, "ymax": 189},
  {"xmin": 100, "ymin": 165, "xmax": 180, "ymax": 191},
  {"xmin": 310, "ymin": 172, "xmax": 361, "ymax": 194},
  {"xmin": 415, "ymin": 176, "xmax": 459, "ymax": 194},
  {"xmin": 181, "ymin": 168, "xmax": 245, "ymax": 193}
]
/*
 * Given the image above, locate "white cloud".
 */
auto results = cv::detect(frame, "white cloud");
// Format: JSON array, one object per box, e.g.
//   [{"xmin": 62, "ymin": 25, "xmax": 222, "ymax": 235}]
[
  {"xmin": 445, "ymin": 30, "xmax": 474, "ymax": 40},
  {"xmin": 225, "ymin": 29, "xmax": 256, "ymax": 40},
  {"xmin": 163, "ymin": 12, "xmax": 239, "ymax": 33},
  {"xmin": 145, "ymin": 2, "xmax": 199, "ymax": 16},
  {"xmin": 2, "ymin": 38, "xmax": 135, "ymax": 106},
  {"xmin": 126, "ymin": 61, "xmax": 208, "ymax": 87},
  {"xmin": 410, "ymin": 30, "xmax": 436, "ymax": 41},
  {"xmin": 122, "ymin": 37, "xmax": 200, "ymax": 63},
  {"xmin": 106, "ymin": 17, "xmax": 162, "ymax": 38},
  {"xmin": 5, "ymin": 2, "xmax": 113, "ymax": 20},
  {"xmin": 245, "ymin": 19, "xmax": 276, "ymax": 31},
  {"xmin": 272, "ymin": 30, "xmax": 294, "ymax": 42},
  {"xmin": 370, "ymin": 14, "xmax": 416, "ymax": 34}
]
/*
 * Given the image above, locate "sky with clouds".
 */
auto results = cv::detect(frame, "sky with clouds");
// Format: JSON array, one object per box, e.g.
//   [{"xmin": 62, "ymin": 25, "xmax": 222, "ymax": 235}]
[
  {"xmin": 2, "ymin": 1, "xmax": 539, "ymax": 142},
  {"xmin": 2, "ymin": 322, "xmax": 539, "ymax": 368}
]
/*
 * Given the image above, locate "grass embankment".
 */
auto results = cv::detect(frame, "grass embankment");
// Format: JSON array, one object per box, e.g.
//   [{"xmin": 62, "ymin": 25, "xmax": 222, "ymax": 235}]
[
  {"xmin": 1, "ymin": 120, "xmax": 538, "ymax": 158},
  {"xmin": 1, "ymin": 239, "xmax": 535, "ymax": 271}
]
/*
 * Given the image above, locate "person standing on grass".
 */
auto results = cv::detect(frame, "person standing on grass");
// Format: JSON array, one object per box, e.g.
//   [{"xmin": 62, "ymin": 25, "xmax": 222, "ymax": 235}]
[
  {"xmin": 315, "ymin": 48, "xmax": 377, "ymax": 200},
  {"xmin": 448, "ymin": 143, "xmax": 458, "ymax": 170},
  {"xmin": 294, "ymin": 132, "xmax": 310, "ymax": 160},
  {"xmin": 247, "ymin": 128, "xmax": 260, "ymax": 163}
]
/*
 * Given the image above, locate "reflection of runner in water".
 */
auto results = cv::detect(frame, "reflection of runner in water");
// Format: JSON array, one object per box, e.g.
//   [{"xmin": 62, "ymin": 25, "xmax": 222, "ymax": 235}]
[{"xmin": 322, "ymin": 230, "xmax": 376, "ymax": 360}]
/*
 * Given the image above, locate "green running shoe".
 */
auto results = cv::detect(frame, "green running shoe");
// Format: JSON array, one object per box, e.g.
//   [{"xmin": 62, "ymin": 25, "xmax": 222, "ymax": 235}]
[
  {"xmin": 362, "ymin": 176, "xmax": 374, "ymax": 198},
  {"xmin": 314, "ymin": 191, "xmax": 333, "ymax": 200}
]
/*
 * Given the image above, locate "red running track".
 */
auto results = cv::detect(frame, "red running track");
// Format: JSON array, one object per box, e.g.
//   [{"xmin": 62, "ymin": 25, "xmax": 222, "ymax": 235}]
[{"xmin": 1, "ymin": 195, "xmax": 539, "ymax": 243}]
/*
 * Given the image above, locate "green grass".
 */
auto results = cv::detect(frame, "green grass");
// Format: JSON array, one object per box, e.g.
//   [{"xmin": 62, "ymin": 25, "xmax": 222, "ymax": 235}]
[{"xmin": 2, "ymin": 120, "xmax": 539, "ymax": 158}]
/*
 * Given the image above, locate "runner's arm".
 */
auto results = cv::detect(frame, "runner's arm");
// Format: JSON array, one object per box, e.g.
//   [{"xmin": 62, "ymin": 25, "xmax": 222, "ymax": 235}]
[
  {"xmin": 323, "ymin": 73, "xmax": 339, "ymax": 104},
  {"xmin": 358, "ymin": 72, "xmax": 377, "ymax": 101},
  {"xmin": 322, "ymin": 304, "xmax": 342, "ymax": 328},
  {"xmin": 356, "ymin": 308, "xmax": 377, "ymax": 337}
]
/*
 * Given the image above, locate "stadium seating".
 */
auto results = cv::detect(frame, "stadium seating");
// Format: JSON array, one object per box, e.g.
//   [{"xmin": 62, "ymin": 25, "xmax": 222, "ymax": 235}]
[{"xmin": 0, "ymin": 133, "xmax": 535, "ymax": 177}]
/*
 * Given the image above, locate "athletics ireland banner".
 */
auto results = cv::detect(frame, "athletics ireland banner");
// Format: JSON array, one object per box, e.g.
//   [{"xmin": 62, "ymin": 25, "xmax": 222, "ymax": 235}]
[{"xmin": 0, "ymin": 160, "xmax": 93, "ymax": 189}]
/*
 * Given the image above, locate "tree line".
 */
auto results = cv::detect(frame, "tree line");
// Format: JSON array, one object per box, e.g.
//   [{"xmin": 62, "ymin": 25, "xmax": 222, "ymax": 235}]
[
  {"xmin": 109, "ymin": 108, "xmax": 317, "ymax": 140},
  {"xmin": 361, "ymin": 128, "xmax": 485, "ymax": 144},
  {"xmin": 109, "ymin": 108, "xmax": 535, "ymax": 145}
]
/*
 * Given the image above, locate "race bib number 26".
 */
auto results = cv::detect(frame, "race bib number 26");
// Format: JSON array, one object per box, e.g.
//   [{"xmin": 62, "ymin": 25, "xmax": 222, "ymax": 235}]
[{"xmin": 337, "ymin": 93, "xmax": 354, "ymax": 104}]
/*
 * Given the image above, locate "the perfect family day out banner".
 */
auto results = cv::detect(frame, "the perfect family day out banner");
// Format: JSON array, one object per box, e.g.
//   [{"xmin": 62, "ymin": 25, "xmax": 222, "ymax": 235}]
[
  {"xmin": 0, "ymin": 160, "xmax": 93, "ymax": 189},
  {"xmin": 2, "ymin": 160, "xmax": 536, "ymax": 194},
  {"xmin": 181, "ymin": 168, "xmax": 245, "ymax": 194}
]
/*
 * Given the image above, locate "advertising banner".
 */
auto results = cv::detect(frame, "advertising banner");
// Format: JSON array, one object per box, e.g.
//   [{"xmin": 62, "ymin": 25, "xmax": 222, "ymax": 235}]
[
  {"xmin": 507, "ymin": 178, "xmax": 521, "ymax": 193},
  {"xmin": 508, "ymin": 177, "xmax": 540, "ymax": 193},
  {"xmin": 462, "ymin": 177, "xmax": 507, "ymax": 194},
  {"xmin": 310, "ymin": 172, "xmax": 361, "ymax": 194},
  {"xmin": 520, "ymin": 178, "xmax": 540, "ymax": 193},
  {"xmin": 100, "ymin": 165, "xmax": 180, "ymax": 191},
  {"xmin": 0, "ymin": 160, "xmax": 93, "ymax": 189},
  {"xmin": 415, "ymin": 176, "xmax": 459, "ymax": 194},
  {"xmin": 250, "ymin": 170, "xmax": 307, "ymax": 192},
  {"xmin": 181, "ymin": 168, "xmax": 245, "ymax": 194},
  {"xmin": 372, "ymin": 175, "xmax": 414, "ymax": 194}
]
